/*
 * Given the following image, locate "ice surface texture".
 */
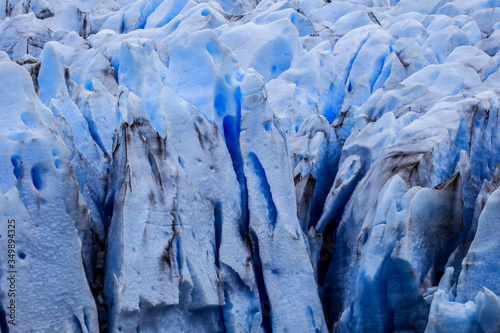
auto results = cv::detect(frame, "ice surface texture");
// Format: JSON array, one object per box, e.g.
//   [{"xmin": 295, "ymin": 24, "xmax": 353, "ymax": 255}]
[{"xmin": 1, "ymin": 0, "xmax": 500, "ymax": 332}]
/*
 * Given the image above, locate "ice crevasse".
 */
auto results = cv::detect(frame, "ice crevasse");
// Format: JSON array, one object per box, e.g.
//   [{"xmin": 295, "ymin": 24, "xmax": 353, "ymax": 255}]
[{"xmin": 1, "ymin": 0, "xmax": 500, "ymax": 332}]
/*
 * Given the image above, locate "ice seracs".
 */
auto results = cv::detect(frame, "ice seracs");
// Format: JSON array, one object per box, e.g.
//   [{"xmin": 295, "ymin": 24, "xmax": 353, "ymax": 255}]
[{"xmin": 1, "ymin": 0, "xmax": 500, "ymax": 332}]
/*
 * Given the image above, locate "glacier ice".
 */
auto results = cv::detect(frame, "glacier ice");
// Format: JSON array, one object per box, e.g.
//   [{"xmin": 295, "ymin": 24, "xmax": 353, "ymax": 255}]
[{"xmin": 1, "ymin": 0, "xmax": 500, "ymax": 332}]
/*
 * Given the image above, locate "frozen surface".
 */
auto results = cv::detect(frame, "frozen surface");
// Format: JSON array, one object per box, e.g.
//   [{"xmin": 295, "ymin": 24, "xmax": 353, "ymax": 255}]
[{"xmin": 1, "ymin": 0, "xmax": 500, "ymax": 332}]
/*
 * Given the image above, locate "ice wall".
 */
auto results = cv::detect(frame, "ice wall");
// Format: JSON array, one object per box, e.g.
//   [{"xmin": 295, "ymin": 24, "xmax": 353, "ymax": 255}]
[{"xmin": 1, "ymin": 0, "xmax": 500, "ymax": 332}]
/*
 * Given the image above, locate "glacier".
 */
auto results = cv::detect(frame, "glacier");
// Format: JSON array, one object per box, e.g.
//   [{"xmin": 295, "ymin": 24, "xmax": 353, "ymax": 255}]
[{"xmin": 1, "ymin": 0, "xmax": 500, "ymax": 332}]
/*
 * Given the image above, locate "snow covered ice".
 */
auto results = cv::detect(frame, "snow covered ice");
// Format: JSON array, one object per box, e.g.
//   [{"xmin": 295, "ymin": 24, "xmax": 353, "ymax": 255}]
[{"xmin": 1, "ymin": 0, "xmax": 500, "ymax": 332}]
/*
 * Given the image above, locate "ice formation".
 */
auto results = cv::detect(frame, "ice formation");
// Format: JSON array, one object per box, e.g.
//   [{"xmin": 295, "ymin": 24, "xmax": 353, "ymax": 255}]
[{"xmin": 1, "ymin": 0, "xmax": 500, "ymax": 332}]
